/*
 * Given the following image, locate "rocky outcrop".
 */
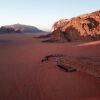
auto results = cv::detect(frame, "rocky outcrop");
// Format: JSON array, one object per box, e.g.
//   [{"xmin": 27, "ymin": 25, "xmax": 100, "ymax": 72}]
[{"xmin": 52, "ymin": 10, "xmax": 100, "ymax": 42}]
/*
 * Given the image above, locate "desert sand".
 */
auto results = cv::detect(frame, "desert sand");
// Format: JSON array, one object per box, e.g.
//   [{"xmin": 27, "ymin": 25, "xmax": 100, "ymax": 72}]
[{"xmin": 0, "ymin": 34, "xmax": 100, "ymax": 100}]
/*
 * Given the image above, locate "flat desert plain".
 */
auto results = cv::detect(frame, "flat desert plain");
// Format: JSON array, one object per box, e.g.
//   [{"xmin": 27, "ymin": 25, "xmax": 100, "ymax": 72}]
[{"xmin": 0, "ymin": 34, "xmax": 100, "ymax": 100}]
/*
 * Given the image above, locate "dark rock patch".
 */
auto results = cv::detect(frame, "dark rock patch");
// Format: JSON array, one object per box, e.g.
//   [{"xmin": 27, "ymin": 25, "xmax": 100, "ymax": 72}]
[
  {"xmin": 57, "ymin": 64, "xmax": 77, "ymax": 72},
  {"xmin": 41, "ymin": 54, "xmax": 64, "ymax": 62}
]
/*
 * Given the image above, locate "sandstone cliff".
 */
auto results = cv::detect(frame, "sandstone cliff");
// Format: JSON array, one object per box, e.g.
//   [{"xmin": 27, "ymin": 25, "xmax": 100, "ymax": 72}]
[{"xmin": 52, "ymin": 10, "xmax": 100, "ymax": 42}]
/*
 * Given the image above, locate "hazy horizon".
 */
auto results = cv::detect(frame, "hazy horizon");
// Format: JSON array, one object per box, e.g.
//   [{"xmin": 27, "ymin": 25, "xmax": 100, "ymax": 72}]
[{"xmin": 0, "ymin": 0, "xmax": 100, "ymax": 31}]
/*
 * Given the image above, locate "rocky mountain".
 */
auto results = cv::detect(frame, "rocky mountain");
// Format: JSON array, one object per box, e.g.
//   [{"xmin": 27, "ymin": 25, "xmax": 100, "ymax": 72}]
[
  {"xmin": 52, "ymin": 10, "xmax": 100, "ymax": 42},
  {"xmin": 0, "ymin": 24, "xmax": 43, "ymax": 33}
]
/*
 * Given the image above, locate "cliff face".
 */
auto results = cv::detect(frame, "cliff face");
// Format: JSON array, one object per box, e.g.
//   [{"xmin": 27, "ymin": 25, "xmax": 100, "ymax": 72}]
[{"xmin": 52, "ymin": 11, "xmax": 100, "ymax": 42}]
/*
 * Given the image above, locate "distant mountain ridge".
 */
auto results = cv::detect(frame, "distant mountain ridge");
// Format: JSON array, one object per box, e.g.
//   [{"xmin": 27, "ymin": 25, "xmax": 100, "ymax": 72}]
[{"xmin": 0, "ymin": 24, "xmax": 43, "ymax": 33}]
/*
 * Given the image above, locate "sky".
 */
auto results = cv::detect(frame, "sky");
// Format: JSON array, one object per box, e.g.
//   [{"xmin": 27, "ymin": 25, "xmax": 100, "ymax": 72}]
[{"xmin": 0, "ymin": 0, "xmax": 100, "ymax": 31}]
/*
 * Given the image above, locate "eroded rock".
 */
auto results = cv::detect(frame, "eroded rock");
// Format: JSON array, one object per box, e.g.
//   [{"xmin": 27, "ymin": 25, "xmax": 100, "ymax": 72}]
[{"xmin": 52, "ymin": 10, "xmax": 100, "ymax": 42}]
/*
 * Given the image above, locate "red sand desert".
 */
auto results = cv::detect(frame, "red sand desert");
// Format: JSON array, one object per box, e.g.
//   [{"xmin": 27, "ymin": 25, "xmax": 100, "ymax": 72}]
[{"xmin": 0, "ymin": 34, "xmax": 100, "ymax": 100}]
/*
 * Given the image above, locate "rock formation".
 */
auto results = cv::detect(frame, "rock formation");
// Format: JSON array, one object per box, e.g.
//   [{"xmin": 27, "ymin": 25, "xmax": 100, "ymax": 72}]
[{"xmin": 52, "ymin": 10, "xmax": 100, "ymax": 42}]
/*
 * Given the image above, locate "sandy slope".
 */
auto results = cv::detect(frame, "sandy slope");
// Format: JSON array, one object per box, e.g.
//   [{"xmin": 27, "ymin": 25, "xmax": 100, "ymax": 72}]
[{"xmin": 0, "ymin": 34, "xmax": 100, "ymax": 100}]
